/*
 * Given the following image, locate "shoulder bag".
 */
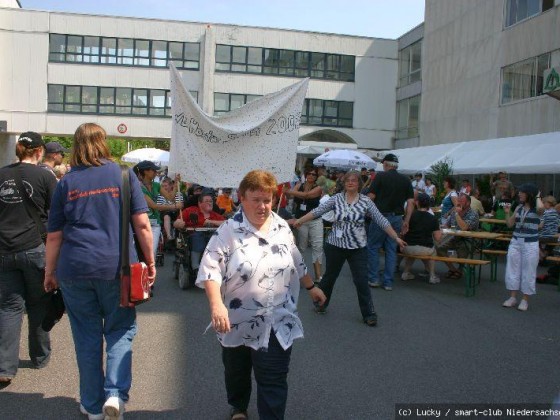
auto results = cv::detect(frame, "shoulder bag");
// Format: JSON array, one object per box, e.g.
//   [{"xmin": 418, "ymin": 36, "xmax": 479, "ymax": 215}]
[{"xmin": 120, "ymin": 166, "xmax": 153, "ymax": 308}]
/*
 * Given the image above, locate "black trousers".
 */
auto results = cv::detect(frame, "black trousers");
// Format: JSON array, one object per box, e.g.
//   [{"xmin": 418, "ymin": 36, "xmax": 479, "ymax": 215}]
[{"xmin": 221, "ymin": 333, "xmax": 292, "ymax": 420}]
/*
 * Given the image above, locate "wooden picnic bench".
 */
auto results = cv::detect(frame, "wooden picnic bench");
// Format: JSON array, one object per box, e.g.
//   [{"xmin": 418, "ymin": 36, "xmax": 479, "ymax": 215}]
[
  {"xmin": 545, "ymin": 256, "xmax": 560, "ymax": 291},
  {"xmin": 481, "ymin": 249, "xmax": 508, "ymax": 282},
  {"xmin": 397, "ymin": 253, "xmax": 489, "ymax": 297}
]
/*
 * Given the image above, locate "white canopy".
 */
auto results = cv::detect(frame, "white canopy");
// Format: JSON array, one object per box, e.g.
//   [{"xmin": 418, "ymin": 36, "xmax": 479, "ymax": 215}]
[
  {"xmin": 384, "ymin": 131, "xmax": 560, "ymax": 175},
  {"xmin": 297, "ymin": 140, "xmax": 357, "ymax": 155},
  {"xmin": 122, "ymin": 148, "xmax": 170, "ymax": 165}
]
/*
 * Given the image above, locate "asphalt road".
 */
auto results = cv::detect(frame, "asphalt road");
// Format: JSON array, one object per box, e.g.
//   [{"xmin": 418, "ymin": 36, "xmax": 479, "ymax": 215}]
[{"xmin": 1, "ymin": 250, "xmax": 559, "ymax": 419}]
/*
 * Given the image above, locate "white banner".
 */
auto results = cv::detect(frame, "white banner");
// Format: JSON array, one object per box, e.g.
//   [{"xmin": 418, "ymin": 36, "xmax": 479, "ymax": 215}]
[{"xmin": 168, "ymin": 64, "xmax": 309, "ymax": 188}]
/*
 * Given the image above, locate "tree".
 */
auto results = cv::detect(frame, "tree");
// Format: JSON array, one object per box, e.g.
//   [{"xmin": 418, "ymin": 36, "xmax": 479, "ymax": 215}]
[{"xmin": 426, "ymin": 158, "xmax": 453, "ymax": 205}]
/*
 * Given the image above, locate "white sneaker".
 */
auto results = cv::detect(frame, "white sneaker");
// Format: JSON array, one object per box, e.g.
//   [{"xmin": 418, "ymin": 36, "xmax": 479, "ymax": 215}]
[
  {"xmin": 429, "ymin": 275, "xmax": 440, "ymax": 284},
  {"xmin": 502, "ymin": 297, "xmax": 517, "ymax": 308},
  {"xmin": 79, "ymin": 404, "xmax": 105, "ymax": 420},
  {"xmin": 401, "ymin": 272, "xmax": 415, "ymax": 281},
  {"xmin": 517, "ymin": 300, "xmax": 528, "ymax": 311},
  {"xmin": 103, "ymin": 396, "xmax": 124, "ymax": 420}
]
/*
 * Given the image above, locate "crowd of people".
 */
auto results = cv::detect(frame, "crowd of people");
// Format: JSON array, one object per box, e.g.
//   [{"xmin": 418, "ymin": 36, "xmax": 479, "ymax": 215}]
[{"xmin": 1, "ymin": 125, "xmax": 559, "ymax": 420}]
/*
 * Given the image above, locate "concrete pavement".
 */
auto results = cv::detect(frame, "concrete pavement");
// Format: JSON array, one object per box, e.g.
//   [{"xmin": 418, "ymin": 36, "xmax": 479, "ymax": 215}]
[{"xmin": 0, "ymin": 251, "xmax": 559, "ymax": 419}]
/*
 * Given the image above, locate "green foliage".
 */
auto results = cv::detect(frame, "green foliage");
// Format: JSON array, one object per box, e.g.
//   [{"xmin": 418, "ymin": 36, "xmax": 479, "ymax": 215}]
[
  {"xmin": 475, "ymin": 174, "xmax": 492, "ymax": 197},
  {"xmin": 426, "ymin": 157, "xmax": 453, "ymax": 205}
]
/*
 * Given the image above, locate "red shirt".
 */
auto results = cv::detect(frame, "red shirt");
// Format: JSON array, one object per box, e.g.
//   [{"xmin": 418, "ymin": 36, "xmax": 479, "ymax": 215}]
[
  {"xmin": 180, "ymin": 206, "xmax": 225, "ymax": 228},
  {"xmin": 277, "ymin": 183, "xmax": 290, "ymax": 208}
]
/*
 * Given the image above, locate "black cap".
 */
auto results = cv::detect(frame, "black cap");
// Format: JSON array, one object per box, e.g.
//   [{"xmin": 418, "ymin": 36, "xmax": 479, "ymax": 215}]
[
  {"xmin": 136, "ymin": 160, "xmax": 161, "ymax": 171},
  {"xmin": 45, "ymin": 141, "xmax": 69, "ymax": 154},
  {"xmin": 382, "ymin": 153, "xmax": 399, "ymax": 163},
  {"xmin": 18, "ymin": 132, "xmax": 45, "ymax": 149}
]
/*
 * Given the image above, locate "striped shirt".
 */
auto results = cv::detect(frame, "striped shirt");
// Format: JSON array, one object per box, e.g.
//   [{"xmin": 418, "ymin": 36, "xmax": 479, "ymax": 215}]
[
  {"xmin": 156, "ymin": 192, "xmax": 183, "ymax": 206},
  {"xmin": 513, "ymin": 206, "xmax": 540, "ymax": 242},
  {"xmin": 312, "ymin": 193, "xmax": 390, "ymax": 249},
  {"xmin": 540, "ymin": 208, "xmax": 559, "ymax": 238}
]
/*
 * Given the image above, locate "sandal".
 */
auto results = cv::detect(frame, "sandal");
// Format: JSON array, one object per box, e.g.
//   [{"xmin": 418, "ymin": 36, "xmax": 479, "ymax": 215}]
[{"xmin": 446, "ymin": 270, "xmax": 462, "ymax": 279}]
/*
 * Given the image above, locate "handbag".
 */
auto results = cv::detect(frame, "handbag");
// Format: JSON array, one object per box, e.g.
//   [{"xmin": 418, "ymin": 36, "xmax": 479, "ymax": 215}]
[{"xmin": 120, "ymin": 166, "xmax": 153, "ymax": 308}]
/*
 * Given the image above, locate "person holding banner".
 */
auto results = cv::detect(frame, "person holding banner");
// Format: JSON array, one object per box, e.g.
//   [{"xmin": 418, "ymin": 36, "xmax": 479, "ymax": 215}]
[
  {"xmin": 196, "ymin": 169, "xmax": 326, "ymax": 420},
  {"xmin": 293, "ymin": 170, "xmax": 406, "ymax": 326},
  {"xmin": 287, "ymin": 168, "xmax": 324, "ymax": 282}
]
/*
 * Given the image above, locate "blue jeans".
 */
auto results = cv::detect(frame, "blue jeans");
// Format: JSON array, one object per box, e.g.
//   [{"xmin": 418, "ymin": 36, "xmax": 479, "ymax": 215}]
[
  {"xmin": 0, "ymin": 243, "xmax": 51, "ymax": 378},
  {"xmin": 222, "ymin": 333, "xmax": 292, "ymax": 419},
  {"xmin": 320, "ymin": 243, "xmax": 375, "ymax": 321},
  {"xmin": 367, "ymin": 215, "xmax": 403, "ymax": 287},
  {"xmin": 59, "ymin": 277, "xmax": 137, "ymax": 415}
]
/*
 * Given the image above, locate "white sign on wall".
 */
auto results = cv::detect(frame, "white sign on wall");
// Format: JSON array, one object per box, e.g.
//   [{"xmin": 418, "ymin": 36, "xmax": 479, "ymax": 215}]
[{"xmin": 168, "ymin": 64, "xmax": 309, "ymax": 188}]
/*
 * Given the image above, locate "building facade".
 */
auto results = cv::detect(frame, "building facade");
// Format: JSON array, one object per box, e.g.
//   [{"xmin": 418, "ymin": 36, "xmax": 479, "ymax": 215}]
[{"xmin": 0, "ymin": 6, "xmax": 398, "ymax": 166}]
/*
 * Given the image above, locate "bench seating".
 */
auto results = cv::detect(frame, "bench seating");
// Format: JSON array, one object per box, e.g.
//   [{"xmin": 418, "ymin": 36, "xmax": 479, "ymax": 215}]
[
  {"xmin": 545, "ymin": 256, "xmax": 560, "ymax": 291},
  {"xmin": 397, "ymin": 253, "xmax": 489, "ymax": 297},
  {"xmin": 481, "ymin": 249, "xmax": 508, "ymax": 283}
]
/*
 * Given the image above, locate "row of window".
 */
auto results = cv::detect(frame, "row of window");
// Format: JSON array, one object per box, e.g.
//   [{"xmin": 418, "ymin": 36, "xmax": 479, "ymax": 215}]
[
  {"xmin": 214, "ymin": 93, "xmax": 353, "ymax": 127},
  {"xmin": 504, "ymin": 0, "xmax": 554, "ymax": 27},
  {"xmin": 47, "ymin": 84, "xmax": 353, "ymax": 128},
  {"xmin": 396, "ymin": 95, "xmax": 420, "ymax": 140},
  {"xmin": 215, "ymin": 44, "xmax": 355, "ymax": 81},
  {"xmin": 49, "ymin": 34, "xmax": 200, "ymax": 69},
  {"xmin": 48, "ymin": 84, "xmax": 198, "ymax": 117}
]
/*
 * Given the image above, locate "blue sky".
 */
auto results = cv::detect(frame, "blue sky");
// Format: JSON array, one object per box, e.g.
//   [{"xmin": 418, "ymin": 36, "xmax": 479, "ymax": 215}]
[{"xmin": 19, "ymin": 0, "xmax": 425, "ymax": 39}]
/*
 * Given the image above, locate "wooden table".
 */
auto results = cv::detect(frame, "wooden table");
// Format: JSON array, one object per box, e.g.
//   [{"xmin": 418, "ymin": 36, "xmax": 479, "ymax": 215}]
[
  {"xmin": 441, "ymin": 229, "xmax": 504, "ymax": 240},
  {"xmin": 479, "ymin": 218, "xmax": 507, "ymax": 225}
]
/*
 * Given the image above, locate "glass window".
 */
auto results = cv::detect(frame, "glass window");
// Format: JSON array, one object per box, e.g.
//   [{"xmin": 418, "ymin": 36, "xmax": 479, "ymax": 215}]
[
  {"xmin": 64, "ymin": 86, "xmax": 81, "ymax": 112},
  {"xmin": 151, "ymin": 40, "xmax": 167, "ymax": 67},
  {"xmin": 230, "ymin": 94, "xmax": 245, "ymax": 111},
  {"xmin": 399, "ymin": 41, "xmax": 422, "ymax": 86},
  {"xmin": 101, "ymin": 38, "xmax": 117, "ymax": 64},
  {"xmin": 295, "ymin": 51, "xmax": 309, "ymax": 77},
  {"xmin": 99, "ymin": 87, "xmax": 115, "ymax": 114},
  {"xmin": 232, "ymin": 46, "xmax": 247, "ymax": 72},
  {"xmin": 325, "ymin": 55, "xmax": 340, "ymax": 79},
  {"xmin": 310, "ymin": 53, "xmax": 325, "ymax": 78},
  {"xmin": 184, "ymin": 42, "xmax": 200, "ymax": 69},
  {"xmin": 340, "ymin": 55, "xmax": 355, "ymax": 81},
  {"xmin": 49, "ymin": 34, "xmax": 66, "ymax": 61},
  {"xmin": 505, "ymin": 0, "xmax": 542, "ymax": 27},
  {"xmin": 245, "ymin": 94, "xmax": 261, "ymax": 104},
  {"xmin": 216, "ymin": 45, "xmax": 231, "ymax": 71},
  {"xmin": 247, "ymin": 47, "xmax": 262, "ymax": 73},
  {"xmin": 116, "ymin": 88, "xmax": 132, "ymax": 114},
  {"xmin": 396, "ymin": 95, "xmax": 420, "ymax": 139},
  {"xmin": 214, "ymin": 93, "xmax": 230, "ymax": 114},
  {"xmin": 308, "ymin": 99, "xmax": 323, "ymax": 125},
  {"xmin": 117, "ymin": 38, "xmax": 134, "ymax": 65},
  {"xmin": 150, "ymin": 90, "xmax": 166, "ymax": 116},
  {"xmin": 133, "ymin": 89, "xmax": 148, "ymax": 115},
  {"xmin": 501, "ymin": 52, "xmax": 550, "ymax": 104},
  {"xmin": 47, "ymin": 84, "xmax": 64, "ymax": 112},
  {"xmin": 169, "ymin": 42, "xmax": 184, "ymax": 68},
  {"xmin": 83, "ymin": 36, "xmax": 100, "ymax": 63},
  {"xmin": 82, "ymin": 86, "xmax": 97, "ymax": 113},
  {"xmin": 278, "ymin": 50, "xmax": 295, "ymax": 76},
  {"xmin": 263, "ymin": 49, "xmax": 279, "ymax": 74},
  {"xmin": 134, "ymin": 40, "xmax": 150, "ymax": 66},
  {"xmin": 66, "ymin": 35, "xmax": 83, "ymax": 62}
]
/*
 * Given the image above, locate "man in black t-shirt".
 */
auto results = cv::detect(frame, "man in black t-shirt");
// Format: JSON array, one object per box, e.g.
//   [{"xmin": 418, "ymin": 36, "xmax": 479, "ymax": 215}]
[
  {"xmin": 0, "ymin": 132, "xmax": 57, "ymax": 384},
  {"xmin": 401, "ymin": 193, "xmax": 442, "ymax": 284},
  {"xmin": 366, "ymin": 153, "xmax": 414, "ymax": 290}
]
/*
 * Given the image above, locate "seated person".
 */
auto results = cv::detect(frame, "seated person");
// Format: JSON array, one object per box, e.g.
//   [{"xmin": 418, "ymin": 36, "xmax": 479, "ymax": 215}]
[
  {"xmin": 436, "ymin": 193, "xmax": 479, "ymax": 279},
  {"xmin": 174, "ymin": 190, "xmax": 225, "ymax": 271},
  {"xmin": 216, "ymin": 188, "xmax": 237, "ymax": 217},
  {"xmin": 401, "ymin": 193, "xmax": 443, "ymax": 284},
  {"xmin": 539, "ymin": 196, "xmax": 559, "ymax": 261},
  {"xmin": 157, "ymin": 175, "xmax": 183, "ymax": 241}
]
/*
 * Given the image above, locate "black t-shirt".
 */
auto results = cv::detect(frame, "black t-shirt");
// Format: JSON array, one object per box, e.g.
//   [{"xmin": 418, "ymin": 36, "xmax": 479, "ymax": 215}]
[
  {"xmin": 404, "ymin": 210, "xmax": 440, "ymax": 247},
  {"xmin": 367, "ymin": 169, "xmax": 414, "ymax": 214},
  {"xmin": 0, "ymin": 162, "xmax": 57, "ymax": 253}
]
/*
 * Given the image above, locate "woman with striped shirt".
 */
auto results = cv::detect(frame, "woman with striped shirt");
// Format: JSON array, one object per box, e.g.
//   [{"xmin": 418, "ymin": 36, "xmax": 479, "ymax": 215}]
[
  {"xmin": 502, "ymin": 183, "xmax": 540, "ymax": 311},
  {"xmin": 293, "ymin": 171, "xmax": 406, "ymax": 326}
]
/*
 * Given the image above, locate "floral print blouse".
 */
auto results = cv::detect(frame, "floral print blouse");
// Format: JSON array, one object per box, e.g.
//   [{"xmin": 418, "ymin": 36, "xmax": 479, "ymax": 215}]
[{"xmin": 196, "ymin": 209, "xmax": 307, "ymax": 350}]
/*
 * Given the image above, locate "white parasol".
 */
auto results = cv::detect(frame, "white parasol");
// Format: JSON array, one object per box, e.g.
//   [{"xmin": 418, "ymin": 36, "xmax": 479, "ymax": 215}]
[
  {"xmin": 313, "ymin": 149, "xmax": 377, "ymax": 170},
  {"xmin": 122, "ymin": 148, "xmax": 170, "ymax": 166}
]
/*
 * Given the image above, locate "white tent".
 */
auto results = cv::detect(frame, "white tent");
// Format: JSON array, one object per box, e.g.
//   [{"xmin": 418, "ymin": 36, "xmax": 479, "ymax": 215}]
[
  {"xmin": 297, "ymin": 140, "xmax": 357, "ymax": 155},
  {"xmin": 385, "ymin": 131, "xmax": 560, "ymax": 175}
]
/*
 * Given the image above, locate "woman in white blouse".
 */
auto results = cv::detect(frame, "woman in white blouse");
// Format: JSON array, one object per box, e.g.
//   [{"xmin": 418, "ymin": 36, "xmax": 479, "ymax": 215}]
[
  {"xmin": 294, "ymin": 171, "xmax": 406, "ymax": 326},
  {"xmin": 196, "ymin": 170, "xmax": 326, "ymax": 420}
]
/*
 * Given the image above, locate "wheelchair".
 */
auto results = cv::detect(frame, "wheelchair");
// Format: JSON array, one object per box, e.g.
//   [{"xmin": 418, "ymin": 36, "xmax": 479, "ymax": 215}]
[{"xmin": 173, "ymin": 227, "xmax": 217, "ymax": 289}]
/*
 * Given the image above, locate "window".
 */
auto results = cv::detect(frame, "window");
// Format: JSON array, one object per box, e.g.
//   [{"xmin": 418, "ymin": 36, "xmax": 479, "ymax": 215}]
[
  {"xmin": 214, "ymin": 44, "xmax": 355, "ymax": 81},
  {"xmin": 301, "ymin": 98, "xmax": 353, "ymax": 127},
  {"xmin": 47, "ymin": 84, "xmax": 198, "ymax": 117},
  {"xmin": 505, "ymin": 0, "xmax": 554, "ymax": 27},
  {"xmin": 49, "ymin": 34, "xmax": 200, "ymax": 69},
  {"xmin": 501, "ymin": 52, "xmax": 550, "ymax": 104},
  {"xmin": 213, "ymin": 93, "xmax": 263, "ymax": 116},
  {"xmin": 396, "ymin": 95, "xmax": 420, "ymax": 139},
  {"xmin": 399, "ymin": 40, "xmax": 422, "ymax": 87}
]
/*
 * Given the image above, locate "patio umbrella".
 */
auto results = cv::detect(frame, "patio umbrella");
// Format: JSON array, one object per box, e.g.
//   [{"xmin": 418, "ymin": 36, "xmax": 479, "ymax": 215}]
[
  {"xmin": 313, "ymin": 149, "xmax": 377, "ymax": 170},
  {"xmin": 122, "ymin": 148, "xmax": 170, "ymax": 166}
]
